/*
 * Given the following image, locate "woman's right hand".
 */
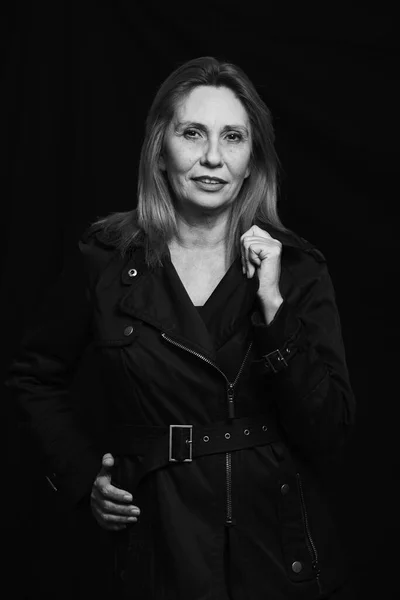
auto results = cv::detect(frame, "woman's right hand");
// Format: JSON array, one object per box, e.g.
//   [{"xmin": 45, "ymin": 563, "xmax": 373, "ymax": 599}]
[{"xmin": 90, "ymin": 452, "xmax": 141, "ymax": 531}]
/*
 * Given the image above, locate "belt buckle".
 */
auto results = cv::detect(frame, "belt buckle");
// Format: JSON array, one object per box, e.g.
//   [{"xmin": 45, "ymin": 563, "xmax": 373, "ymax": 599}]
[
  {"xmin": 169, "ymin": 425, "xmax": 193, "ymax": 462},
  {"xmin": 263, "ymin": 349, "xmax": 288, "ymax": 373}
]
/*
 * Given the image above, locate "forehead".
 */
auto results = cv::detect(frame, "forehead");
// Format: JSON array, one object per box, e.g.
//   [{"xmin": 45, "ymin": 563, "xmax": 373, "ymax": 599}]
[{"xmin": 174, "ymin": 85, "xmax": 249, "ymax": 125}]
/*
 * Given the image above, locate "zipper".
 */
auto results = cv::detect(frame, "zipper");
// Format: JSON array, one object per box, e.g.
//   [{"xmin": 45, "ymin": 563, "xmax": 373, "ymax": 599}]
[
  {"xmin": 161, "ymin": 333, "xmax": 252, "ymax": 526},
  {"xmin": 296, "ymin": 473, "xmax": 320, "ymax": 578},
  {"xmin": 161, "ymin": 333, "xmax": 252, "ymax": 418},
  {"xmin": 225, "ymin": 451, "xmax": 233, "ymax": 525}
]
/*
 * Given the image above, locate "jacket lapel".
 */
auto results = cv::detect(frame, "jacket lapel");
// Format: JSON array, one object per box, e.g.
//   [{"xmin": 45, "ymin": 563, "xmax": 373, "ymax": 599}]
[{"xmin": 118, "ymin": 247, "xmax": 217, "ymax": 360}]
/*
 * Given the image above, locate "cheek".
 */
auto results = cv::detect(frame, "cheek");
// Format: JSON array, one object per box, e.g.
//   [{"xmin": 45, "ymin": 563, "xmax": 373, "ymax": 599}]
[
  {"xmin": 175, "ymin": 151, "xmax": 193, "ymax": 174},
  {"xmin": 166, "ymin": 143, "xmax": 196, "ymax": 175},
  {"xmin": 227, "ymin": 150, "xmax": 251, "ymax": 180},
  {"xmin": 165, "ymin": 150, "xmax": 194, "ymax": 193}
]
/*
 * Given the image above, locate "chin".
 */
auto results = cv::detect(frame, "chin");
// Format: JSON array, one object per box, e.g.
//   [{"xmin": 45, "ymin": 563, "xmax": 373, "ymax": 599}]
[{"xmin": 191, "ymin": 194, "xmax": 227, "ymax": 207}]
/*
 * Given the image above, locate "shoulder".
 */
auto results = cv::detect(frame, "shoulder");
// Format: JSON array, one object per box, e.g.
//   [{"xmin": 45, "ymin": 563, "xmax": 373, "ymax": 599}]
[
  {"xmin": 79, "ymin": 223, "xmax": 119, "ymax": 251},
  {"xmin": 283, "ymin": 231, "xmax": 327, "ymax": 265},
  {"xmin": 257, "ymin": 221, "xmax": 329, "ymax": 288},
  {"xmin": 259, "ymin": 221, "xmax": 327, "ymax": 264},
  {"xmin": 79, "ymin": 210, "xmax": 141, "ymax": 269},
  {"xmin": 78, "ymin": 224, "xmax": 121, "ymax": 279}
]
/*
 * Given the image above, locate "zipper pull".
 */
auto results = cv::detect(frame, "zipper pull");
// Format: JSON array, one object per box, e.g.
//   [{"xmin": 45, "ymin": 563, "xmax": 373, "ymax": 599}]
[{"xmin": 227, "ymin": 383, "xmax": 235, "ymax": 419}]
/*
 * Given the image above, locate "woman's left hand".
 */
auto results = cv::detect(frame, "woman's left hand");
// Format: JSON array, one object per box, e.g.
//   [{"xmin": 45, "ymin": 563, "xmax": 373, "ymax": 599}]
[{"xmin": 241, "ymin": 225, "xmax": 284, "ymax": 319}]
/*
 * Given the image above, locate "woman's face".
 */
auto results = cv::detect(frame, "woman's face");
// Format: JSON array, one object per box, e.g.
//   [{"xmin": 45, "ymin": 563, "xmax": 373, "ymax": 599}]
[{"xmin": 160, "ymin": 85, "xmax": 252, "ymax": 214}]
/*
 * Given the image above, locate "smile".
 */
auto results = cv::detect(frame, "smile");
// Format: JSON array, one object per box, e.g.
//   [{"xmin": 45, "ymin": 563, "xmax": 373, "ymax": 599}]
[
  {"xmin": 192, "ymin": 177, "xmax": 228, "ymax": 184},
  {"xmin": 192, "ymin": 179, "xmax": 227, "ymax": 192},
  {"xmin": 197, "ymin": 180, "xmax": 224, "ymax": 185}
]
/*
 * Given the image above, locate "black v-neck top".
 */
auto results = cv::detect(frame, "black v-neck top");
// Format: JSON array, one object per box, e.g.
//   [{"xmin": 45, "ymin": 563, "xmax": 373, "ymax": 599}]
[{"xmin": 195, "ymin": 305, "xmax": 206, "ymax": 321}]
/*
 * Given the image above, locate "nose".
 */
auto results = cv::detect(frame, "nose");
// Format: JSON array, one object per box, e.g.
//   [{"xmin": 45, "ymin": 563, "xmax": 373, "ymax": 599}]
[{"xmin": 200, "ymin": 137, "xmax": 223, "ymax": 167}]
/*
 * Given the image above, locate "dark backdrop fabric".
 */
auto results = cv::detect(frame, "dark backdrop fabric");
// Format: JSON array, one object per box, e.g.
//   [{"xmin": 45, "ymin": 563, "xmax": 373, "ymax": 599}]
[{"xmin": 1, "ymin": 2, "xmax": 397, "ymax": 598}]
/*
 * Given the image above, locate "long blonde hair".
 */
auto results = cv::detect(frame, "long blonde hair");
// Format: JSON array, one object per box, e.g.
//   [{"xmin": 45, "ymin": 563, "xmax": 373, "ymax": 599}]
[{"xmin": 92, "ymin": 56, "xmax": 293, "ymax": 267}]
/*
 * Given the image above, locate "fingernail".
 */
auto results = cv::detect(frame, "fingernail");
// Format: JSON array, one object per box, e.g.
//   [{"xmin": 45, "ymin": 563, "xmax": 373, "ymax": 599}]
[{"xmin": 123, "ymin": 495, "xmax": 132, "ymax": 501}]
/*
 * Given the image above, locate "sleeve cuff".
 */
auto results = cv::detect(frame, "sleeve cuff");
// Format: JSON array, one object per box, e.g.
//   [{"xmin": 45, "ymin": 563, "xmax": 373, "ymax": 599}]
[{"xmin": 251, "ymin": 299, "xmax": 302, "ymax": 357}]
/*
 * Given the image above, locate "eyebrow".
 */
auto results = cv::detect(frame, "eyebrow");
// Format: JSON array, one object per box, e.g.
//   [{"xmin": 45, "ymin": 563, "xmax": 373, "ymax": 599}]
[{"xmin": 175, "ymin": 121, "xmax": 250, "ymax": 136}]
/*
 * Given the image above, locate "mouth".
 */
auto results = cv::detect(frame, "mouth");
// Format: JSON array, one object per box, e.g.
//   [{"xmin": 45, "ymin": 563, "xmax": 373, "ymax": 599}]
[{"xmin": 192, "ymin": 176, "xmax": 228, "ymax": 184}]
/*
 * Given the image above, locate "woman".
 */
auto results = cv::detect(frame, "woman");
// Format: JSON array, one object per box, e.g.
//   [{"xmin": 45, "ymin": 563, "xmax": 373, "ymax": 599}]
[{"xmin": 5, "ymin": 56, "xmax": 356, "ymax": 599}]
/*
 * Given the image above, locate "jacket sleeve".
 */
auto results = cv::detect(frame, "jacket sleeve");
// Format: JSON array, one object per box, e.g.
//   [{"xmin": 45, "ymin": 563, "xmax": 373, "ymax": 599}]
[
  {"xmin": 251, "ymin": 247, "xmax": 355, "ymax": 459},
  {"xmin": 4, "ymin": 230, "xmax": 110, "ymax": 508}
]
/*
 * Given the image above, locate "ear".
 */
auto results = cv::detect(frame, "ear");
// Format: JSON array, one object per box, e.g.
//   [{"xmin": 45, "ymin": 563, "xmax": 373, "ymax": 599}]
[{"xmin": 244, "ymin": 165, "xmax": 251, "ymax": 179}]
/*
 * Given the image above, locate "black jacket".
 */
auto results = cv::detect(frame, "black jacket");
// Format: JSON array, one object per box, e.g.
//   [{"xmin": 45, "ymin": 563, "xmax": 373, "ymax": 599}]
[{"xmin": 5, "ymin": 222, "xmax": 356, "ymax": 600}]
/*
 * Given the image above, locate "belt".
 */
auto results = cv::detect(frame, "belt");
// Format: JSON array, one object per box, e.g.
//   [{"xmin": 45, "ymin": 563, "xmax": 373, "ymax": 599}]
[{"xmin": 108, "ymin": 415, "xmax": 281, "ymax": 489}]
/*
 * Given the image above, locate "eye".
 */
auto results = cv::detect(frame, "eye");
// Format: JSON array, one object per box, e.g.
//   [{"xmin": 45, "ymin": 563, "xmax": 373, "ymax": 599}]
[
  {"xmin": 226, "ymin": 132, "xmax": 243, "ymax": 142},
  {"xmin": 184, "ymin": 129, "xmax": 200, "ymax": 139}
]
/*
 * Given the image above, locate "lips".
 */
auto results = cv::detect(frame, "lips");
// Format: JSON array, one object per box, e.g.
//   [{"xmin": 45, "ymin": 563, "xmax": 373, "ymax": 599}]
[{"xmin": 192, "ymin": 176, "xmax": 227, "ymax": 184}]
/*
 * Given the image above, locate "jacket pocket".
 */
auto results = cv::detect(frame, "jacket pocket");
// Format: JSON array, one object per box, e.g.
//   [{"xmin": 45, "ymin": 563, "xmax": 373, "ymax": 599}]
[{"xmin": 278, "ymin": 467, "xmax": 320, "ymax": 585}]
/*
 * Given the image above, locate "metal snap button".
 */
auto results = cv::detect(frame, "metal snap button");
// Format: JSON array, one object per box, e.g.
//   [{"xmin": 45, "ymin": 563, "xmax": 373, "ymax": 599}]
[
  {"xmin": 280, "ymin": 483, "xmax": 290, "ymax": 496},
  {"xmin": 262, "ymin": 425, "xmax": 268, "ymax": 431},
  {"xmin": 203, "ymin": 435, "xmax": 210, "ymax": 443},
  {"xmin": 124, "ymin": 326, "xmax": 134, "ymax": 336},
  {"xmin": 225, "ymin": 433, "xmax": 231, "ymax": 439},
  {"xmin": 128, "ymin": 268, "xmax": 137, "ymax": 277},
  {"xmin": 244, "ymin": 429, "xmax": 250, "ymax": 435},
  {"xmin": 291, "ymin": 561, "xmax": 303, "ymax": 574}
]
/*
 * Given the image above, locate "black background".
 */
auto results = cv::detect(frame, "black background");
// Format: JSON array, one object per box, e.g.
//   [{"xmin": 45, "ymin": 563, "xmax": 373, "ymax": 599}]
[{"xmin": 1, "ymin": 1, "xmax": 398, "ymax": 598}]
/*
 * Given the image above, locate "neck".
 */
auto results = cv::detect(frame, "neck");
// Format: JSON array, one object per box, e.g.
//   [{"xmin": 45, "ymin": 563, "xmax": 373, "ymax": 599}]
[{"xmin": 170, "ymin": 209, "xmax": 230, "ymax": 251}]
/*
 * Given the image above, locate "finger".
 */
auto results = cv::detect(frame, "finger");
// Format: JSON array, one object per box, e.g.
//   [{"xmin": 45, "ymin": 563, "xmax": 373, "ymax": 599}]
[
  {"xmin": 241, "ymin": 234, "xmax": 272, "ymax": 277},
  {"xmin": 242, "ymin": 240, "xmax": 262, "ymax": 278},
  {"xmin": 241, "ymin": 248, "xmax": 246, "ymax": 274},
  {"xmin": 249, "ymin": 247, "xmax": 261, "ymax": 268},
  {"xmin": 249, "ymin": 225, "xmax": 273, "ymax": 239},
  {"xmin": 247, "ymin": 246, "xmax": 259, "ymax": 278},
  {"xmin": 94, "ymin": 479, "xmax": 133, "ymax": 504},
  {"xmin": 91, "ymin": 490, "xmax": 140, "ymax": 517},
  {"xmin": 93, "ymin": 512, "xmax": 128, "ymax": 531},
  {"xmin": 241, "ymin": 237, "xmax": 251, "ymax": 277},
  {"xmin": 101, "ymin": 452, "xmax": 114, "ymax": 469},
  {"xmin": 241, "ymin": 226, "xmax": 271, "ymax": 242},
  {"xmin": 91, "ymin": 501, "xmax": 139, "ymax": 530},
  {"xmin": 102, "ymin": 498, "xmax": 141, "ymax": 515},
  {"xmin": 241, "ymin": 235, "xmax": 261, "ymax": 277},
  {"xmin": 99, "ymin": 512, "xmax": 138, "ymax": 525}
]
